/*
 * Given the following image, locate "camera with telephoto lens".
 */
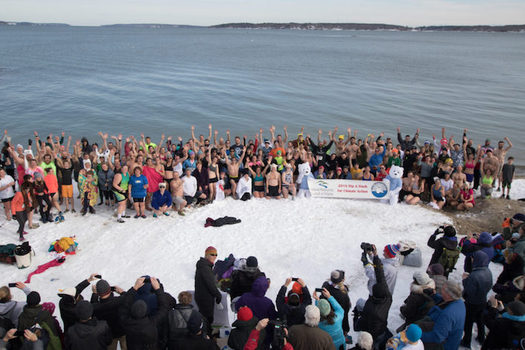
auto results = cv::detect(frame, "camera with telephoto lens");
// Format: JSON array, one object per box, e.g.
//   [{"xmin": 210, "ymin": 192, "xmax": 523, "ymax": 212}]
[
  {"xmin": 360, "ymin": 242, "xmax": 374, "ymax": 253},
  {"xmin": 269, "ymin": 319, "xmax": 287, "ymax": 349}
]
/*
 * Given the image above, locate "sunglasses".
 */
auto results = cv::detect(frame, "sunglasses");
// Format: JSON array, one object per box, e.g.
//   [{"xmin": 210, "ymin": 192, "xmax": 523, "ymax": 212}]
[{"xmin": 209, "ymin": 254, "xmax": 217, "ymax": 256}]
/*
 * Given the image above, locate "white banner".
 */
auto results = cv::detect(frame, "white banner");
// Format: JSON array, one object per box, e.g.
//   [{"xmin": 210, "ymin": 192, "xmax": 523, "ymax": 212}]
[{"xmin": 308, "ymin": 179, "xmax": 389, "ymax": 199}]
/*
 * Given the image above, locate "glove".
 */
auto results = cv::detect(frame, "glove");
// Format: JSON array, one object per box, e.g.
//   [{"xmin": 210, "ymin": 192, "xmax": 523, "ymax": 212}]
[
  {"xmin": 216, "ymin": 295, "xmax": 222, "ymax": 304},
  {"xmin": 361, "ymin": 252, "xmax": 369, "ymax": 266},
  {"xmin": 433, "ymin": 228, "xmax": 442, "ymax": 236}
]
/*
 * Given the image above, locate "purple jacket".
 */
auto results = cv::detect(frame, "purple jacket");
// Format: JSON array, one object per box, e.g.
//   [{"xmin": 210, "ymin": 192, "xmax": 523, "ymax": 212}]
[{"xmin": 235, "ymin": 276, "xmax": 277, "ymax": 320}]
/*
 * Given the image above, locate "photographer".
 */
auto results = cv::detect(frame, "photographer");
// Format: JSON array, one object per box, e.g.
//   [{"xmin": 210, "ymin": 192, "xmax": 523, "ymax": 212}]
[
  {"xmin": 0, "ymin": 282, "xmax": 31, "ymax": 327},
  {"xmin": 314, "ymin": 288, "xmax": 345, "ymax": 350},
  {"xmin": 276, "ymin": 278, "xmax": 311, "ymax": 328},
  {"xmin": 244, "ymin": 318, "xmax": 293, "ymax": 350},
  {"xmin": 427, "ymin": 225, "xmax": 458, "ymax": 277},
  {"xmin": 361, "ymin": 242, "xmax": 399, "ymax": 296}
]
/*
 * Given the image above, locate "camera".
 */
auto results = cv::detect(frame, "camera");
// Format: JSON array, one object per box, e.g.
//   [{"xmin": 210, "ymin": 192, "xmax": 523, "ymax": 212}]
[
  {"xmin": 315, "ymin": 288, "xmax": 324, "ymax": 293},
  {"xmin": 292, "ymin": 277, "xmax": 298, "ymax": 282},
  {"xmin": 143, "ymin": 276, "xmax": 150, "ymax": 283},
  {"xmin": 269, "ymin": 319, "xmax": 287, "ymax": 349},
  {"xmin": 360, "ymin": 242, "xmax": 373, "ymax": 253}
]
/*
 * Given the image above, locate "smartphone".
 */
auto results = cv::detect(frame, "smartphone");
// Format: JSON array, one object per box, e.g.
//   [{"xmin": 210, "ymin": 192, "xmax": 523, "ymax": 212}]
[
  {"xmin": 291, "ymin": 278, "xmax": 298, "ymax": 282},
  {"xmin": 110, "ymin": 286, "xmax": 116, "ymax": 292},
  {"xmin": 315, "ymin": 288, "xmax": 324, "ymax": 293},
  {"xmin": 94, "ymin": 275, "xmax": 102, "ymax": 279},
  {"xmin": 8, "ymin": 283, "xmax": 17, "ymax": 288}
]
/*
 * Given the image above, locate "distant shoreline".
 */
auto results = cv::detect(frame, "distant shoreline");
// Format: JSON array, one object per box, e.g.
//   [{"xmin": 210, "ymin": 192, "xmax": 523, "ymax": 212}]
[{"xmin": 1, "ymin": 21, "xmax": 525, "ymax": 32}]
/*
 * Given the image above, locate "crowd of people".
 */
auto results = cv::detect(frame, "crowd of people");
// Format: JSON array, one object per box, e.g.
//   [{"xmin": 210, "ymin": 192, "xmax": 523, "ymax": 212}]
[
  {"xmin": 2, "ymin": 214, "xmax": 525, "ymax": 349},
  {"xmin": 0, "ymin": 126, "xmax": 517, "ymax": 240}
]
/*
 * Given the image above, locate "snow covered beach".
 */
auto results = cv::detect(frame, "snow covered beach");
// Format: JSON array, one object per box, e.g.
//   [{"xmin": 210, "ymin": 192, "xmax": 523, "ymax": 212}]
[{"xmin": 2, "ymin": 180, "xmax": 524, "ymax": 347}]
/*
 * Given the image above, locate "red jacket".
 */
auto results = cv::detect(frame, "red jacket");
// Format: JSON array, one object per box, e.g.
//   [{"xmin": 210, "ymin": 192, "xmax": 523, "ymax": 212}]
[{"xmin": 244, "ymin": 329, "xmax": 293, "ymax": 350}]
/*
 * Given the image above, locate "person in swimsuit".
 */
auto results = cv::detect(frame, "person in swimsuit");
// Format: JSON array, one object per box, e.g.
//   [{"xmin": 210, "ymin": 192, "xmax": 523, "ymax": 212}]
[
  {"xmin": 265, "ymin": 164, "xmax": 281, "ymax": 199},
  {"xmin": 207, "ymin": 154, "xmax": 219, "ymax": 201},
  {"xmin": 405, "ymin": 174, "xmax": 423, "ymax": 205},
  {"xmin": 128, "ymin": 166, "xmax": 148, "ymax": 218},
  {"xmin": 281, "ymin": 163, "xmax": 296, "ymax": 199},
  {"xmin": 480, "ymin": 158, "xmax": 494, "ymax": 199},
  {"xmin": 163, "ymin": 155, "xmax": 174, "ymax": 185},
  {"xmin": 430, "ymin": 176, "xmax": 446, "ymax": 210},
  {"xmin": 112, "ymin": 165, "xmax": 130, "ymax": 223},
  {"xmin": 362, "ymin": 166, "xmax": 375, "ymax": 181},
  {"xmin": 493, "ymin": 137, "xmax": 513, "ymax": 191},
  {"xmin": 457, "ymin": 183, "xmax": 475, "ymax": 211},
  {"xmin": 170, "ymin": 171, "xmax": 187, "ymax": 215},
  {"xmin": 225, "ymin": 146, "xmax": 246, "ymax": 199},
  {"xmin": 248, "ymin": 165, "xmax": 266, "ymax": 199}
]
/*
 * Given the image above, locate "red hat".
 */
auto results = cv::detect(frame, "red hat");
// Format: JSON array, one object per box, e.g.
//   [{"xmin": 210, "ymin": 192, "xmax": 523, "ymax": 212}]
[
  {"xmin": 238, "ymin": 306, "xmax": 253, "ymax": 321},
  {"xmin": 205, "ymin": 246, "xmax": 217, "ymax": 255},
  {"xmin": 291, "ymin": 281, "xmax": 303, "ymax": 295},
  {"xmin": 384, "ymin": 244, "xmax": 400, "ymax": 259}
]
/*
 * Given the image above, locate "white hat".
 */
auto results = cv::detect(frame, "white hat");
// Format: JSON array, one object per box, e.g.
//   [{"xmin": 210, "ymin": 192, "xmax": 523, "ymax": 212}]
[{"xmin": 57, "ymin": 287, "xmax": 76, "ymax": 298}]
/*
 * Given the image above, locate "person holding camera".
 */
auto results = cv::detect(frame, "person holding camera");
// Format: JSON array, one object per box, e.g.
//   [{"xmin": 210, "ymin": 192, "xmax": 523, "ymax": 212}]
[
  {"xmin": 58, "ymin": 273, "xmax": 100, "ymax": 332},
  {"xmin": 361, "ymin": 242, "xmax": 399, "ymax": 297},
  {"xmin": 65, "ymin": 300, "xmax": 113, "ymax": 350},
  {"xmin": 314, "ymin": 288, "xmax": 345, "ymax": 350},
  {"xmin": 244, "ymin": 318, "xmax": 294, "ymax": 350},
  {"xmin": 321, "ymin": 270, "xmax": 351, "ymax": 338},
  {"xmin": 427, "ymin": 225, "xmax": 459, "ymax": 277},
  {"xmin": 276, "ymin": 277, "xmax": 312, "ymax": 328},
  {"xmin": 288, "ymin": 305, "xmax": 336, "ymax": 350},
  {"xmin": 0, "ymin": 282, "xmax": 32, "ymax": 328},
  {"xmin": 482, "ymin": 297, "xmax": 525, "ymax": 349}
]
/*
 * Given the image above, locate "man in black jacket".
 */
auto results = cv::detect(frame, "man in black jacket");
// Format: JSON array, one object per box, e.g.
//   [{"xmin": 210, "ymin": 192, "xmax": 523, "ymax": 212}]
[
  {"xmin": 230, "ymin": 256, "xmax": 266, "ymax": 300},
  {"xmin": 276, "ymin": 277, "xmax": 312, "ymax": 328},
  {"xmin": 65, "ymin": 300, "xmax": 112, "ymax": 350},
  {"xmin": 170, "ymin": 310, "xmax": 219, "ymax": 349},
  {"xmin": 90, "ymin": 279, "xmax": 126, "ymax": 350},
  {"xmin": 195, "ymin": 246, "xmax": 222, "ymax": 336},
  {"xmin": 120, "ymin": 276, "xmax": 169, "ymax": 350},
  {"xmin": 397, "ymin": 127, "xmax": 419, "ymax": 152},
  {"xmin": 427, "ymin": 225, "xmax": 458, "ymax": 277},
  {"xmin": 58, "ymin": 273, "xmax": 99, "ymax": 332}
]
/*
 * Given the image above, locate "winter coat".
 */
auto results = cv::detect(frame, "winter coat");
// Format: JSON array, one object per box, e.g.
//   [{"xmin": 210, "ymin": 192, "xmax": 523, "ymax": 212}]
[
  {"xmin": 461, "ymin": 232, "xmax": 495, "ymax": 272},
  {"xmin": 65, "ymin": 318, "xmax": 112, "ymax": 350},
  {"xmin": 276, "ymin": 285, "xmax": 312, "ymax": 328},
  {"xmin": 482, "ymin": 305, "xmax": 525, "ymax": 350},
  {"xmin": 0, "ymin": 286, "xmax": 31, "ymax": 327},
  {"xmin": 245, "ymin": 329, "xmax": 293, "ymax": 350},
  {"xmin": 120, "ymin": 287, "xmax": 169, "ymax": 350},
  {"xmin": 288, "ymin": 324, "xmax": 336, "ymax": 350},
  {"xmin": 357, "ymin": 256, "xmax": 392, "ymax": 339},
  {"xmin": 397, "ymin": 133, "xmax": 417, "ymax": 151},
  {"xmin": 17, "ymin": 304, "xmax": 59, "ymax": 336},
  {"xmin": 230, "ymin": 268, "xmax": 266, "ymax": 300},
  {"xmin": 167, "ymin": 305, "xmax": 207, "ymax": 349},
  {"xmin": 512, "ymin": 236, "xmax": 525, "ymax": 274},
  {"xmin": 462, "ymin": 251, "xmax": 493, "ymax": 305},
  {"xmin": 317, "ymin": 296, "xmax": 345, "ymax": 349},
  {"xmin": 97, "ymin": 168, "xmax": 115, "ymax": 191},
  {"xmin": 151, "ymin": 189, "xmax": 172, "ymax": 210},
  {"xmin": 420, "ymin": 298, "xmax": 466, "ymax": 350},
  {"xmin": 365, "ymin": 257, "xmax": 398, "ymax": 296},
  {"xmin": 429, "ymin": 275, "xmax": 447, "ymax": 293},
  {"xmin": 90, "ymin": 292, "xmax": 126, "ymax": 338},
  {"xmin": 168, "ymin": 333, "xmax": 219, "ymax": 350},
  {"xmin": 427, "ymin": 234, "xmax": 458, "ymax": 266},
  {"xmin": 59, "ymin": 279, "xmax": 91, "ymax": 332},
  {"xmin": 194, "ymin": 258, "xmax": 222, "ymax": 319},
  {"xmin": 228, "ymin": 316, "xmax": 265, "ymax": 350},
  {"xmin": 235, "ymin": 276, "xmax": 278, "ymax": 320},
  {"xmin": 400, "ymin": 283, "xmax": 435, "ymax": 326},
  {"xmin": 496, "ymin": 253, "xmax": 524, "ymax": 285},
  {"xmin": 322, "ymin": 281, "xmax": 351, "ymax": 334}
]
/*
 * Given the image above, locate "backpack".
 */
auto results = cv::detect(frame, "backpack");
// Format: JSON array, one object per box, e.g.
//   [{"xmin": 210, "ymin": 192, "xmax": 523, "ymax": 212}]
[
  {"xmin": 438, "ymin": 247, "xmax": 460, "ymax": 275},
  {"xmin": 167, "ymin": 308, "xmax": 191, "ymax": 339}
]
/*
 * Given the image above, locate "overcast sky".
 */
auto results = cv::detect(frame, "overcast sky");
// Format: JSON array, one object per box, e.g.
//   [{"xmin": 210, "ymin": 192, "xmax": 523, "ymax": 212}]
[{"xmin": 3, "ymin": 0, "xmax": 525, "ymax": 26}]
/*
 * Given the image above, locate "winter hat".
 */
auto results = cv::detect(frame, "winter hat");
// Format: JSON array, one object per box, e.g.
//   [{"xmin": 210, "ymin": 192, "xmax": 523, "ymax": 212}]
[
  {"xmin": 96, "ymin": 280, "xmax": 111, "ymax": 296},
  {"xmin": 405, "ymin": 324, "xmax": 422, "ymax": 342},
  {"xmin": 288, "ymin": 293, "xmax": 300, "ymax": 306},
  {"xmin": 58, "ymin": 287, "xmax": 76, "ymax": 299},
  {"xmin": 508, "ymin": 301, "xmax": 525, "ymax": 316},
  {"xmin": 444, "ymin": 226, "xmax": 456, "ymax": 237},
  {"xmin": 357, "ymin": 332, "xmax": 373, "ymax": 350},
  {"xmin": 291, "ymin": 282, "xmax": 303, "ymax": 295},
  {"xmin": 372, "ymin": 283, "xmax": 388, "ymax": 299},
  {"xmin": 384, "ymin": 244, "xmax": 401, "ymax": 259},
  {"xmin": 187, "ymin": 311, "xmax": 203, "ymax": 334},
  {"xmin": 513, "ymin": 213, "xmax": 525, "ymax": 223},
  {"xmin": 413, "ymin": 271, "xmax": 433, "ymax": 286},
  {"xmin": 205, "ymin": 246, "xmax": 217, "ymax": 256},
  {"xmin": 512, "ymin": 232, "xmax": 521, "ymax": 241},
  {"xmin": 75, "ymin": 300, "xmax": 93, "ymax": 321},
  {"xmin": 26, "ymin": 291, "xmax": 41, "ymax": 307},
  {"xmin": 513, "ymin": 276, "xmax": 525, "ymax": 291},
  {"xmin": 131, "ymin": 300, "xmax": 148, "ymax": 319},
  {"xmin": 246, "ymin": 256, "xmax": 258, "ymax": 268},
  {"xmin": 237, "ymin": 306, "xmax": 253, "ymax": 321},
  {"xmin": 304, "ymin": 305, "xmax": 320, "ymax": 327},
  {"xmin": 330, "ymin": 270, "xmax": 345, "ymax": 284},
  {"xmin": 317, "ymin": 299, "xmax": 331, "ymax": 317},
  {"xmin": 41, "ymin": 302, "xmax": 55, "ymax": 315},
  {"xmin": 427, "ymin": 263, "xmax": 445, "ymax": 276}
]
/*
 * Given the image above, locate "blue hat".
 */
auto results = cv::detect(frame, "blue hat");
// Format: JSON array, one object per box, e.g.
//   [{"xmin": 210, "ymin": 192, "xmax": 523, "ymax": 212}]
[{"xmin": 405, "ymin": 324, "xmax": 422, "ymax": 343}]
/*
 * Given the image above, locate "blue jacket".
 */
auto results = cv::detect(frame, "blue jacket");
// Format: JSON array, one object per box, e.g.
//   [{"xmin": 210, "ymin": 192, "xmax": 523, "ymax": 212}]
[
  {"xmin": 463, "ymin": 251, "xmax": 493, "ymax": 305},
  {"xmin": 421, "ymin": 298, "xmax": 466, "ymax": 350},
  {"xmin": 129, "ymin": 175, "xmax": 148, "ymax": 198},
  {"xmin": 317, "ymin": 296, "xmax": 345, "ymax": 349},
  {"xmin": 369, "ymin": 148, "xmax": 386, "ymax": 170},
  {"xmin": 235, "ymin": 276, "xmax": 277, "ymax": 321},
  {"xmin": 151, "ymin": 190, "xmax": 172, "ymax": 210}
]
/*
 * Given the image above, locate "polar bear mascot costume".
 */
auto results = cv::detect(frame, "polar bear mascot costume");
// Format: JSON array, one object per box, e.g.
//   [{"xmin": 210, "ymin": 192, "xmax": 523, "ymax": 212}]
[
  {"xmin": 296, "ymin": 162, "xmax": 315, "ymax": 198},
  {"xmin": 382, "ymin": 165, "xmax": 403, "ymax": 205}
]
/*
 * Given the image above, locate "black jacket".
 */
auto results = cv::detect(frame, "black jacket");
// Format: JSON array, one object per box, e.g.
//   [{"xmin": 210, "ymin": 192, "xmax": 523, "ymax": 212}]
[
  {"xmin": 228, "ymin": 316, "xmax": 265, "ymax": 350},
  {"xmin": 482, "ymin": 305, "xmax": 525, "ymax": 350},
  {"xmin": 356, "ymin": 255, "xmax": 392, "ymax": 339},
  {"xmin": 65, "ymin": 318, "xmax": 112, "ymax": 350},
  {"xmin": 322, "ymin": 281, "xmax": 351, "ymax": 334},
  {"xmin": 230, "ymin": 268, "xmax": 266, "ymax": 300},
  {"xmin": 167, "ymin": 305, "xmax": 199, "ymax": 349},
  {"xmin": 168, "ymin": 333, "xmax": 219, "ymax": 350},
  {"xmin": 120, "ymin": 287, "xmax": 169, "ymax": 350},
  {"xmin": 399, "ymin": 285, "xmax": 435, "ymax": 326},
  {"xmin": 427, "ymin": 234, "xmax": 458, "ymax": 266},
  {"xmin": 194, "ymin": 258, "xmax": 222, "ymax": 317},
  {"xmin": 276, "ymin": 285, "xmax": 312, "ymax": 328},
  {"xmin": 59, "ymin": 279, "xmax": 90, "ymax": 332},
  {"xmin": 91, "ymin": 292, "xmax": 126, "ymax": 338}
]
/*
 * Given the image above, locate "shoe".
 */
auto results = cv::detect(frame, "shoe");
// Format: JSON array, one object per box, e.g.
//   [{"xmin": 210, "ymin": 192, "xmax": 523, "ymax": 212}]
[
  {"xmin": 22, "ymin": 231, "xmax": 28, "ymax": 235},
  {"xmin": 507, "ymin": 195, "xmax": 510, "ymax": 200},
  {"xmin": 98, "ymin": 202, "xmax": 104, "ymax": 206},
  {"xmin": 72, "ymin": 209, "xmax": 76, "ymax": 213},
  {"xmin": 134, "ymin": 214, "xmax": 140, "ymax": 219},
  {"xmin": 163, "ymin": 212, "xmax": 170, "ymax": 216},
  {"xmin": 153, "ymin": 213, "xmax": 158, "ymax": 218},
  {"xmin": 81, "ymin": 210, "xmax": 87, "ymax": 216},
  {"xmin": 19, "ymin": 236, "xmax": 25, "ymax": 242},
  {"xmin": 122, "ymin": 215, "xmax": 130, "ymax": 218},
  {"xmin": 178, "ymin": 211, "xmax": 185, "ymax": 216},
  {"xmin": 89, "ymin": 207, "xmax": 96, "ymax": 214},
  {"xmin": 31, "ymin": 223, "xmax": 40, "ymax": 229},
  {"xmin": 64, "ymin": 209, "xmax": 69, "ymax": 213},
  {"xmin": 146, "ymin": 207, "xmax": 153, "ymax": 211},
  {"xmin": 117, "ymin": 218, "xmax": 125, "ymax": 223},
  {"xmin": 141, "ymin": 214, "xmax": 147, "ymax": 219}
]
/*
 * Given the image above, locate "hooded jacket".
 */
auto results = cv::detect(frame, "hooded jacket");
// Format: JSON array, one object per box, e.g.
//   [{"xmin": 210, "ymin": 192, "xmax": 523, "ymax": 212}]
[
  {"xmin": 194, "ymin": 257, "xmax": 222, "ymax": 320},
  {"xmin": 365, "ymin": 257, "xmax": 398, "ymax": 296},
  {"xmin": 235, "ymin": 276, "xmax": 277, "ymax": 320},
  {"xmin": 276, "ymin": 285, "xmax": 312, "ymax": 328},
  {"xmin": 65, "ymin": 318, "xmax": 112, "ymax": 350},
  {"xmin": 511, "ymin": 235, "xmax": 525, "ymax": 274},
  {"xmin": 17, "ymin": 305, "xmax": 58, "ymax": 336},
  {"xmin": 228, "ymin": 315, "xmax": 265, "ymax": 350},
  {"xmin": 428, "ymin": 234, "xmax": 458, "ymax": 266},
  {"xmin": 482, "ymin": 305, "xmax": 525, "ymax": 350},
  {"xmin": 461, "ymin": 232, "xmax": 495, "ymax": 272},
  {"xmin": 59, "ymin": 279, "xmax": 90, "ymax": 332},
  {"xmin": 463, "ymin": 251, "xmax": 493, "ymax": 305},
  {"xmin": 230, "ymin": 268, "xmax": 266, "ymax": 300},
  {"xmin": 0, "ymin": 286, "xmax": 31, "ymax": 327},
  {"xmin": 420, "ymin": 298, "xmax": 466, "ymax": 350},
  {"xmin": 90, "ymin": 292, "xmax": 126, "ymax": 338},
  {"xmin": 321, "ymin": 281, "xmax": 351, "ymax": 334}
]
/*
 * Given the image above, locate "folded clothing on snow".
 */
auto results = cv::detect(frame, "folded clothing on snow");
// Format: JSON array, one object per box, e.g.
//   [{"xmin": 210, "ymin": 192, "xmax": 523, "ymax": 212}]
[{"xmin": 204, "ymin": 216, "xmax": 241, "ymax": 228}]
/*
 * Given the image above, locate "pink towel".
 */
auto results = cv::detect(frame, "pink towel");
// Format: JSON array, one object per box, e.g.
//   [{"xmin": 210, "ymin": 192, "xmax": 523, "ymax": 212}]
[{"xmin": 25, "ymin": 258, "xmax": 65, "ymax": 283}]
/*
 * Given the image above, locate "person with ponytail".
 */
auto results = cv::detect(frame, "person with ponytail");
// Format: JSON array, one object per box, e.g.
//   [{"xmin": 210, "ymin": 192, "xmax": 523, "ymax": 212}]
[{"xmin": 11, "ymin": 182, "xmax": 33, "ymax": 240}]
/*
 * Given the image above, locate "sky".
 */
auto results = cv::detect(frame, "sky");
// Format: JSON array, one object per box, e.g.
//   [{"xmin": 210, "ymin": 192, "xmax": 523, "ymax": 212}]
[{"xmin": 3, "ymin": 0, "xmax": 525, "ymax": 26}]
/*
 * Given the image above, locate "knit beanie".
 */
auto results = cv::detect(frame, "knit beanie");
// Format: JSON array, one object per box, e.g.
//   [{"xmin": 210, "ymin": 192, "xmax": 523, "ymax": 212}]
[
  {"xmin": 291, "ymin": 282, "xmax": 303, "ymax": 295},
  {"xmin": 444, "ymin": 226, "xmax": 456, "ymax": 237},
  {"xmin": 427, "ymin": 263, "xmax": 445, "ymax": 276},
  {"xmin": 96, "ymin": 280, "xmax": 111, "ymax": 296},
  {"xmin": 246, "ymin": 256, "xmax": 258, "ymax": 268},
  {"xmin": 205, "ymin": 246, "xmax": 217, "ymax": 256},
  {"xmin": 187, "ymin": 311, "xmax": 203, "ymax": 334},
  {"xmin": 26, "ymin": 291, "xmax": 41, "ymax": 307},
  {"xmin": 41, "ymin": 302, "xmax": 56, "ymax": 315},
  {"xmin": 330, "ymin": 270, "xmax": 345, "ymax": 284},
  {"xmin": 405, "ymin": 324, "xmax": 422, "ymax": 342},
  {"xmin": 237, "ymin": 306, "xmax": 253, "ymax": 321},
  {"xmin": 384, "ymin": 244, "xmax": 401, "ymax": 259},
  {"xmin": 131, "ymin": 300, "xmax": 148, "ymax": 319},
  {"xmin": 413, "ymin": 271, "xmax": 433, "ymax": 286},
  {"xmin": 75, "ymin": 300, "xmax": 93, "ymax": 321},
  {"xmin": 508, "ymin": 301, "xmax": 525, "ymax": 316},
  {"xmin": 317, "ymin": 299, "xmax": 331, "ymax": 317},
  {"xmin": 513, "ymin": 213, "xmax": 525, "ymax": 223}
]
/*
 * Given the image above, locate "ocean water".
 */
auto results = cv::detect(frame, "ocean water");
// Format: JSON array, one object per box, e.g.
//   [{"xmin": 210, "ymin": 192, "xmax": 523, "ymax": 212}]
[{"xmin": 1, "ymin": 26, "xmax": 525, "ymax": 163}]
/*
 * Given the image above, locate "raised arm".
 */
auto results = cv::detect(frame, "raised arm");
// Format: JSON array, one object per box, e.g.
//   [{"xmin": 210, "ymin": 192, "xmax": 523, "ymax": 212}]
[
  {"xmin": 504, "ymin": 137, "xmax": 513, "ymax": 152},
  {"xmin": 283, "ymin": 125, "xmax": 288, "ymax": 144}
]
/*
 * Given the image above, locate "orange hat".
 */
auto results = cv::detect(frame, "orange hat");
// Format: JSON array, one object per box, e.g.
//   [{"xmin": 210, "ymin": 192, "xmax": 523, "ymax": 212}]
[
  {"xmin": 392, "ymin": 148, "xmax": 399, "ymax": 154},
  {"xmin": 205, "ymin": 246, "xmax": 217, "ymax": 256},
  {"xmin": 291, "ymin": 281, "xmax": 303, "ymax": 295}
]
